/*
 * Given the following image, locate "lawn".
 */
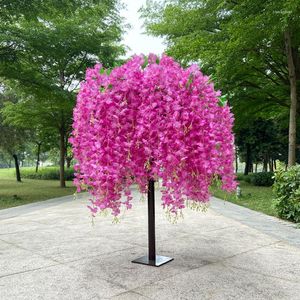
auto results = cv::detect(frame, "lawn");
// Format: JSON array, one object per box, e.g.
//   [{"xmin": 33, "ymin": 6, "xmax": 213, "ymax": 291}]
[
  {"xmin": 211, "ymin": 180, "xmax": 277, "ymax": 217},
  {"xmin": 0, "ymin": 168, "xmax": 76, "ymax": 210},
  {"xmin": 1, "ymin": 167, "xmax": 277, "ymax": 218}
]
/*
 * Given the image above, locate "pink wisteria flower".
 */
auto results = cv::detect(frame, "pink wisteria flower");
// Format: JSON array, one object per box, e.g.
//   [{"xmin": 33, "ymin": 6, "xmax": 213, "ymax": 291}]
[{"xmin": 70, "ymin": 54, "xmax": 237, "ymax": 217}]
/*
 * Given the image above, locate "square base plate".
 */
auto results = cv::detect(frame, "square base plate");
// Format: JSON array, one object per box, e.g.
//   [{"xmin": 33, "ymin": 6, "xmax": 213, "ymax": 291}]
[{"xmin": 132, "ymin": 255, "xmax": 174, "ymax": 267}]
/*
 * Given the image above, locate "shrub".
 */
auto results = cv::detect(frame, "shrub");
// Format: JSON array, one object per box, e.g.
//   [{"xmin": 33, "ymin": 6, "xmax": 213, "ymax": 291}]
[
  {"xmin": 236, "ymin": 173, "xmax": 246, "ymax": 181},
  {"xmin": 21, "ymin": 167, "xmax": 75, "ymax": 181},
  {"xmin": 251, "ymin": 172, "xmax": 274, "ymax": 186},
  {"xmin": 236, "ymin": 173, "xmax": 253, "ymax": 183},
  {"xmin": 273, "ymin": 165, "xmax": 300, "ymax": 223},
  {"xmin": 244, "ymin": 174, "xmax": 254, "ymax": 184}
]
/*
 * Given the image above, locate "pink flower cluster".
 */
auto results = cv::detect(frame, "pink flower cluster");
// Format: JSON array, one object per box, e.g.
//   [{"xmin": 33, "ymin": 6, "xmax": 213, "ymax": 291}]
[{"xmin": 70, "ymin": 54, "xmax": 236, "ymax": 217}]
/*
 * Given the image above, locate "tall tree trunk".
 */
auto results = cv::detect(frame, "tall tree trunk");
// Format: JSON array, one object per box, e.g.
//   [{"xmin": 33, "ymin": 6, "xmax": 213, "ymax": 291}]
[
  {"xmin": 274, "ymin": 159, "xmax": 277, "ymax": 170},
  {"xmin": 35, "ymin": 142, "xmax": 42, "ymax": 173},
  {"xmin": 59, "ymin": 127, "xmax": 66, "ymax": 188},
  {"xmin": 13, "ymin": 154, "xmax": 21, "ymax": 182},
  {"xmin": 263, "ymin": 153, "xmax": 268, "ymax": 172},
  {"xmin": 255, "ymin": 163, "xmax": 258, "ymax": 173},
  {"xmin": 285, "ymin": 30, "xmax": 298, "ymax": 167},
  {"xmin": 66, "ymin": 156, "xmax": 72, "ymax": 168},
  {"xmin": 269, "ymin": 159, "xmax": 273, "ymax": 172},
  {"xmin": 235, "ymin": 149, "xmax": 238, "ymax": 173},
  {"xmin": 244, "ymin": 144, "xmax": 251, "ymax": 175}
]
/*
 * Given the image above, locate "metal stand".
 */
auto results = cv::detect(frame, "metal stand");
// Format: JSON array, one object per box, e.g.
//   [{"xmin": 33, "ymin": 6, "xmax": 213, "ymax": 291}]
[{"xmin": 132, "ymin": 179, "xmax": 173, "ymax": 267}]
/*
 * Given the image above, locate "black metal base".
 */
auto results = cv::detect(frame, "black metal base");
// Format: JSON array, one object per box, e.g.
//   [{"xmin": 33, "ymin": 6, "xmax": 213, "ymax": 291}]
[{"xmin": 132, "ymin": 255, "xmax": 174, "ymax": 267}]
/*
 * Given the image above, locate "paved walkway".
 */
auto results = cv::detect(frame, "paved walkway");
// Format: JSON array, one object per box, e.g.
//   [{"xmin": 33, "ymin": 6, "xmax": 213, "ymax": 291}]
[{"xmin": 1, "ymin": 188, "xmax": 300, "ymax": 299}]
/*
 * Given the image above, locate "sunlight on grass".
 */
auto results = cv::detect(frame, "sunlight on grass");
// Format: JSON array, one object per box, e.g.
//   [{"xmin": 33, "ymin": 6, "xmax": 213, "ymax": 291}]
[
  {"xmin": 0, "ymin": 168, "xmax": 76, "ymax": 209},
  {"xmin": 1, "ymin": 168, "xmax": 276, "ymax": 217},
  {"xmin": 211, "ymin": 181, "xmax": 276, "ymax": 217}
]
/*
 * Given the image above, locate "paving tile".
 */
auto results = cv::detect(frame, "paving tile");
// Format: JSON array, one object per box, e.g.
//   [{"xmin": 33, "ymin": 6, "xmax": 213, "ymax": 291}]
[
  {"xmin": 0, "ymin": 240, "xmax": 57, "ymax": 277},
  {"xmin": 133, "ymin": 263, "xmax": 300, "ymax": 300},
  {"xmin": 224, "ymin": 241, "xmax": 300, "ymax": 282},
  {"xmin": 0, "ymin": 263, "xmax": 126, "ymax": 300},
  {"xmin": 0, "ymin": 227, "xmax": 134, "ymax": 263},
  {"xmin": 111, "ymin": 291, "xmax": 151, "ymax": 300},
  {"xmin": 66, "ymin": 247, "xmax": 200, "ymax": 291},
  {"xmin": 0, "ymin": 190, "xmax": 300, "ymax": 299}
]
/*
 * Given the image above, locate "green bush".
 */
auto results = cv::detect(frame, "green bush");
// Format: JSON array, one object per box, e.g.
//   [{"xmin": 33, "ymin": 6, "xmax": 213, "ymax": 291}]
[
  {"xmin": 244, "ymin": 174, "xmax": 254, "ymax": 184},
  {"xmin": 273, "ymin": 165, "xmax": 300, "ymax": 223},
  {"xmin": 236, "ymin": 173, "xmax": 246, "ymax": 181},
  {"xmin": 21, "ymin": 167, "xmax": 75, "ymax": 181},
  {"xmin": 251, "ymin": 172, "xmax": 274, "ymax": 186},
  {"xmin": 236, "ymin": 173, "xmax": 253, "ymax": 184}
]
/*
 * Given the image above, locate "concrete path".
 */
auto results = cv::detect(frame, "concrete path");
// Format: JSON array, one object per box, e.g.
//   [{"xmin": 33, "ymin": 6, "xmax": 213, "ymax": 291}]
[{"xmin": 1, "ymin": 187, "xmax": 300, "ymax": 300}]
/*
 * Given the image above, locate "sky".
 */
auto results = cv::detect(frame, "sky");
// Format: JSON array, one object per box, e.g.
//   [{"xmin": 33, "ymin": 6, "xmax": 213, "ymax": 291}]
[{"xmin": 121, "ymin": 0, "xmax": 166, "ymax": 57}]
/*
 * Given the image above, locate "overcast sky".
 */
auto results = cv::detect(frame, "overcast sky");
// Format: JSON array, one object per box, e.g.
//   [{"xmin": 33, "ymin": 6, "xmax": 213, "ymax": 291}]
[{"xmin": 121, "ymin": 0, "xmax": 166, "ymax": 57}]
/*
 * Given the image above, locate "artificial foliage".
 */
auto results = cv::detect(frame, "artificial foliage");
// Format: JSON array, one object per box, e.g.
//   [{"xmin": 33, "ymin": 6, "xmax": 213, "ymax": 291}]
[{"xmin": 70, "ymin": 54, "xmax": 236, "ymax": 217}]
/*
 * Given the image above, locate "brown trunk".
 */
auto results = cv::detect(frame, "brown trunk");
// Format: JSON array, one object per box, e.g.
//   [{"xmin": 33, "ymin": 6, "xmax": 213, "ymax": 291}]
[
  {"xmin": 263, "ymin": 154, "xmax": 268, "ymax": 172},
  {"xmin": 244, "ymin": 144, "xmax": 251, "ymax": 175},
  {"xmin": 235, "ymin": 149, "xmax": 238, "ymax": 173},
  {"xmin": 269, "ymin": 159, "xmax": 273, "ymax": 172},
  {"xmin": 13, "ymin": 154, "xmax": 21, "ymax": 182},
  {"xmin": 59, "ymin": 127, "xmax": 66, "ymax": 188},
  {"xmin": 35, "ymin": 142, "xmax": 41, "ymax": 173},
  {"xmin": 66, "ymin": 156, "xmax": 72, "ymax": 168},
  {"xmin": 285, "ymin": 30, "xmax": 298, "ymax": 167}
]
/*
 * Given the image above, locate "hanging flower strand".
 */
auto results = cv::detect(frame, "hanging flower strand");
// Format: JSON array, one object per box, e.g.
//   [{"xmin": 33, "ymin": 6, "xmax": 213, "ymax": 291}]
[{"xmin": 70, "ymin": 54, "xmax": 237, "ymax": 218}]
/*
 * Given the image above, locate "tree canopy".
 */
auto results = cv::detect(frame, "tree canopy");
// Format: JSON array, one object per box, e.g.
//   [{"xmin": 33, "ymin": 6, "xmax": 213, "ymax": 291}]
[
  {"xmin": 0, "ymin": 0, "xmax": 125, "ymax": 185},
  {"xmin": 142, "ymin": 0, "xmax": 300, "ymax": 167}
]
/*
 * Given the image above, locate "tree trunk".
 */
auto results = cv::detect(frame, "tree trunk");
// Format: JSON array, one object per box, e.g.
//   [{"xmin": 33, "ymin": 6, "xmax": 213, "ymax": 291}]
[
  {"xmin": 285, "ymin": 30, "xmax": 298, "ymax": 167},
  {"xmin": 35, "ymin": 142, "xmax": 41, "ymax": 173},
  {"xmin": 274, "ymin": 159, "xmax": 277, "ymax": 170},
  {"xmin": 263, "ymin": 153, "xmax": 268, "ymax": 172},
  {"xmin": 59, "ymin": 127, "xmax": 66, "ymax": 188},
  {"xmin": 255, "ymin": 163, "xmax": 258, "ymax": 173},
  {"xmin": 235, "ymin": 149, "xmax": 238, "ymax": 173},
  {"xmin": 263, "ymin": 160, "xmax": 267, "ymax": 172},
  {"xmin": 269, "ymin": 159, "xmax": 273, "ymax": 172},
  {"xmin": 13, "ymin": 154, "xmax": 21, "ymax": 182},
  {"xmin": 244, "ymin": 144, "xmax": 252, "ymax": 175},
  {"xmin": 66, "ymin": 156, "xmax": 72, "ymax": 168}
]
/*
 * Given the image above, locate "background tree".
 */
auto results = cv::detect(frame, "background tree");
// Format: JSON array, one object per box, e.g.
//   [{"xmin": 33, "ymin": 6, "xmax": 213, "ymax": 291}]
[
  {"xmin": 0, "ymin": 0, "xmax": 125, "ymax": 187},
  {"xmin": 235, "ymin": 119, "xmax": 287, "ymax": 175},
  {"xmin": 0, "ymin": 90, "xmax": 27, "ymax": 181},
  {"xmin": 142, "ymin": 0, "xmax": 300, "ymax": 167}
]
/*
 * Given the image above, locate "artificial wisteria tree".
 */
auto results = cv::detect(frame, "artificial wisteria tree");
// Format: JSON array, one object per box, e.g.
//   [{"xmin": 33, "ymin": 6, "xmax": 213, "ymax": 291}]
[
  {"xmin": 71, "ymin": 54, "xmax": 236, "ymax": 217},
  {"xmin": 70, "ymin": 54, "xmax": 236, "ymax": 265}
]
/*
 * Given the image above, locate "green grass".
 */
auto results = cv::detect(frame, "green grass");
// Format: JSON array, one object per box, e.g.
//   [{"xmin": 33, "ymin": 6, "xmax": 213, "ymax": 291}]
[
  {"xmin": 20, "ymin": 166, "xmax": 75, "ymax": 180},
  {"xmin": 211, "ymin": 180, "xmax": 277, "ymax": 217},
  {"xmin": 1, "ymin": 167, "xmax": 276, "ymax": 217},
  {"xmin": 0, "ymin": 168, "xmax": 76, "ymax": 210}
]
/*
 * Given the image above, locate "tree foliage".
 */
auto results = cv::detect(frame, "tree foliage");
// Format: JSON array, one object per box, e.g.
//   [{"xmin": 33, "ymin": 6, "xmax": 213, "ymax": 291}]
[
  {"xmin": 0, "ymin": 88, "xmax": 28, "ymax": 180},
  {"xmin": 0, "ymin": 0, "xmax": 125, "ymax": 186},
  {"xmin": 142, "ymin": 0, "xmax": 300, "ymax": 165}
]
